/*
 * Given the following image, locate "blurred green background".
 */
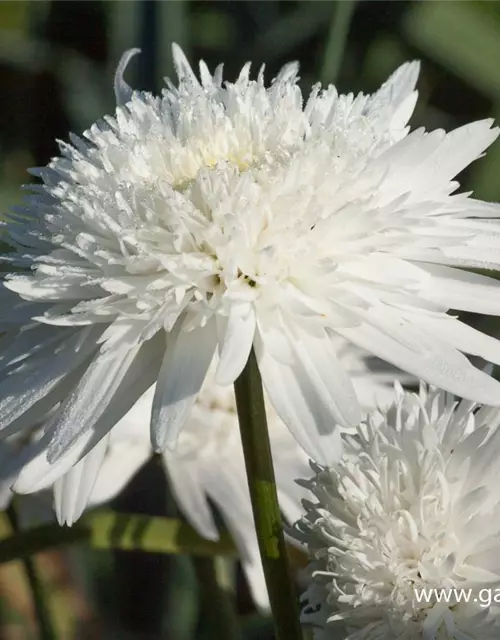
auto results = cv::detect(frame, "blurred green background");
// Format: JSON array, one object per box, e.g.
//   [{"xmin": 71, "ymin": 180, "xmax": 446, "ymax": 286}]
[{"xmin": 0, "ymin": 1, "xmax": 500, "ymax": 638}]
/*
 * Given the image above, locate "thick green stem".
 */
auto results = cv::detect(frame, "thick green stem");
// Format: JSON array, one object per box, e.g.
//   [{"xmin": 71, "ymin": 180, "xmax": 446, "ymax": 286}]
[
  {"xmin": 193, "ymin": 556, "xmax": 242, "ymax": 640},
  {"xmin": 6, "ymin": 503, "xmax": 56, "ymax": 640},
  {"xmin": 320, "ymin": 0, "xmax": 357, "ymax": 85},
  {"xmin": 234, "ymin": 349, "xmax": 302, "ymax": 640}
]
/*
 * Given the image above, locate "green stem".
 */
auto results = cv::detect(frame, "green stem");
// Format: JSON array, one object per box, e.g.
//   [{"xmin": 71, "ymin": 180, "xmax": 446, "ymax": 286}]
[
  {"xmin": 234, "ymin": 349, "xmax": 302, "ymax": 640},
  {"xmin": 6, "ymin": 503, "xmax": 56, "ymax": 640},
  {"xmin": 193, "ymin": 556, "xmax": 242, "ymax": 640},
  {"xmin": 320, "ymin": 0, "xmax": 357, "ymax": 85},
  {"xmin": 0, "ymin": 511, "xmax": 237, "ymax": 563}
]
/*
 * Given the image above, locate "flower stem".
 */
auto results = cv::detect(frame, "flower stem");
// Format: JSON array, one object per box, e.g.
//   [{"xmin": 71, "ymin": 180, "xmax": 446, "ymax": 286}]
[
  {"xmin": 234, "ymin": 349, "xmax": 302, "ymax": 640},
  {"xmin": 193, "ymin": 556, "xmax": 242, "ymax": 640},
  {"xmin": 320, "ymin": 0, "xmax": 357, "ymax": 85},
  {"xmin": 6, "ymin": 503, "xmax": 56, "ymax": 640}
]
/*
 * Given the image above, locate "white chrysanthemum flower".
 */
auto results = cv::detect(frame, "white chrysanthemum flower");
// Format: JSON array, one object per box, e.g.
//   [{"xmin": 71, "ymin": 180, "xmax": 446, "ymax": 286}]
[
  {"xmin": 52, "ymin": 362, "xmax": 309, "ymax": 611},
  {"xmin": 3, "ymin": 45, "xmax": 500, "ymax": 485},
  {"xmin": 293, "ymin": 383, "xmax": 500, "ymax": 639}
]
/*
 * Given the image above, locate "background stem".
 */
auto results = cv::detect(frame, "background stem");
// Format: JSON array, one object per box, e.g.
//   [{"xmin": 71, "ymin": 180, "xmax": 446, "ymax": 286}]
[
  {"xmin": 6, "ymin": 503, "xmax": 56, "ymax": 640},
  {"xmin": 234, "ymin": 349, "xmax": 302, "ymax": 640},
  {"xmin": 320, "ymin": 0, "xmax": 357, "ymax": 85}
]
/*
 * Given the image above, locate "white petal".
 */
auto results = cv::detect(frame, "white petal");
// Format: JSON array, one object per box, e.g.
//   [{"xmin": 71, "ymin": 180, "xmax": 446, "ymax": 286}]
[
  {"xmin": 204, "ymin": 455, "xmax": 269, "ymax": 611},
  {"xmin": 425, "ymin": 119, "xmax": 498, "ymax": 183},
  {"xmin": 390, "ymin": 91, "xmax": 418, "ymax": 136},
  {"xmin": 336, "ymin": 308, "xmax": 500, "ymax": 406},
  {"xmin": 0, "ymin": 327, "xmax": 101, "ymax": 434},
  {"xmin": 255, "ymin": 329, "xmax": 345, "ymax": 465},
  {"xmin": 15, "ymin": 428, "xmax": 97, "ymax": 494},
  {"xmin": 151, "ymin": 318, "xmax": 217, "ymax": 451},
  {"xmin": 108, "ymin": 387, "xmax": 155, "ymax": 443},
  {"xmin": 171, "ymin": 43, "xmax": 199, "ymax": 85},
  {"xmin": 215, "ymin": 306, "xmax": 256, "ymax": 385},
  {"xmin": 53, "ymin": 435, "xmax": 110, "ymax": 526},
  {"xmin": 415, "ymin": 315, "xmax": 500, "ymax": 367},
  {"xmin": 114, "ymin": 48, "xmax": 141, "ymax": 106},
  {"xmin": 369, "ymin": 61, "xmax": 420, "ymax": 115},
  {"xmin": 419, "ymin": 262, "xmax": 500, "ymax": 314},
  {"xmin": 164, "ymin": 457, "xmax": 219, "ymax": 541},
  {"xmin": 285, "ymin": 320, "xmax": 362, "ymax": 427},
  {"xmin": 88, "ymin": 440, "xmax": 151, "ymax": 507},
  {"xmin": 47, "ymin": 344, "xmax": 142, "ymax": 462},
  {"xmin": 379, "ymin": 120, "xmax": 498, "ymax": 203},
  {"xmin": 15, "ymin": 335, "xmax": 164, "ymax": 493},
  {"xmin": 0, "ymin": 325, "xmax": 67, "ymax": 375},
  {"xmin": 271, "ymin": 441, "xmax": 311, "ymax": 524}
]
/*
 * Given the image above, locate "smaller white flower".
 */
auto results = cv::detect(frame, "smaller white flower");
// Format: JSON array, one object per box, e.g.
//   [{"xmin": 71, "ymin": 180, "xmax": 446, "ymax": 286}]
[
  {"xmin": 50, "ymin": 363, "xmax": 310, "ymax": 611},
  {"xmin": 293, "ymin": 383, "xmax": 500, "ymax": 639}
]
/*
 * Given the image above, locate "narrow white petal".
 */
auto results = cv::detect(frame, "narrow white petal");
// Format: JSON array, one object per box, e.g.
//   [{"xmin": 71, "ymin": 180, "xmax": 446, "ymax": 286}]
[
  {"xmin": 47, "ymin": 344, "xmax": 142, "ymax": 462},
  {"xmin": 370, "ymin": 61, "xmax": 420, "ymax": 114},
  {"xmin": 419, "ymin": 263, "xmax": 500, "ymax": 314},
  {"xmin": 336, "ymin": 308, "xmax": 500, "ymax": 406},
  {"xmin": 204, "ymin": 456, "xmax": 270, "ymax": 611},
  {"xmin": 171, "ymin": 43, "xmax": 199, "ymax": 84},
  {"xmin": 390, "ymin": 91, "xmax": 418, "ymax": 136},
  {"xmin": 0, "ymin": 327, "xmax": 101, "ymax": 434},
  {"xmin": 22, "ymin": 370, "xmax": 154, "ymax": 495},
  {"xmin": 425, "ymin": 119, "xmax": 498, "ymax": 183},
  {"xmin": 151, "ymin": 318, "xmax": 217, "ymax": 452},
  {"xmin": 285, "ymin": 320, "xmax": 361, "ymax": 427},
  {"xmin": 51, "ymin": 333, "xmax": 164, "ymax": 458},
  {"xmin": 164, "ymin": 458, "xmax": 219, "ymax": 541},
  {"xmin": 15, "ymin": 429, "xmax": 96, "ymax": 494},
  {"xmin": 0, "ymin": 325, "xmax": 67, "ymax": 375},
  {"xmin": 215, "ymin": 306, "xmax": 256, "ymax": 385},
  {"xmin": 88, "ymin": 441, "xmax": 151, "ymax": 508},
  {"xmin": 413, "ymin": 316, "xmax": 500, "ymax": 368},
  {"xmin": 114, "ymin": 48, "xmax": 141, "ymax": 106},
  {"xmin": 15, "ymin": 334, "xmax": 165, "ymax": 494},
  {"xmin": 255, "ymin": 330, "xmax": 345, "ymax": 466},
  {"xmin": 271, "ymin": 439, "xmax": 311, "ymax": 524},
  {"xmin": 53, "ymin": 435, "xmax": 110, "ymax": 526}
]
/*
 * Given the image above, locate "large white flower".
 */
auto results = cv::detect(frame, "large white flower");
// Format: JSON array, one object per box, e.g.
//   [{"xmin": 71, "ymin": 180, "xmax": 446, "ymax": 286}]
[
  {"xmin": 3, "ymin": 44, "xmax": 500, "ymax": 483},
  {"xmin": 293, "ymin": 383, "xmax": 500, "ymax": 639}
]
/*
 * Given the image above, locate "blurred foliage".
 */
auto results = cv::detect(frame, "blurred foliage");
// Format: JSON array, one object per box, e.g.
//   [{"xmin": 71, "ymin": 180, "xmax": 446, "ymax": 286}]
[{"xmin": 1, "ymin": 0, "xmax": 500, "ymax": 637}]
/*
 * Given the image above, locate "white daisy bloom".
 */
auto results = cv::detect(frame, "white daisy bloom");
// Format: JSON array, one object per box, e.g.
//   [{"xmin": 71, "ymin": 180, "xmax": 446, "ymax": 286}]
[
  {"xmin": 3, "ymin": 45, "xmax": 500, "ymax": 487},
  {"xmin": 45, "ymin": 343, "xmax": 398, "ymax": 610},
  {"xmin": 293, "ymin": 383, "xmax": 500, "ymax": 639}
]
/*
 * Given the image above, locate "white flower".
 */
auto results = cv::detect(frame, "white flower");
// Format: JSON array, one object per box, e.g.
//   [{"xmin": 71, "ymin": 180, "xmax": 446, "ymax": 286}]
[
  {"xmin": 293, "ymin": 383, "xmax": 500, "ymax": 639},
  {"xmin": 19, "ymin": 343, "xmax": 394, "ymax": 610},
  {"xmin": 52, "ymin": 361, "xmax": 310, "ymax": 611},
  {"xmin": 3, "ymin": 45, "xmax": 500, "ymax": 484}
]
